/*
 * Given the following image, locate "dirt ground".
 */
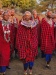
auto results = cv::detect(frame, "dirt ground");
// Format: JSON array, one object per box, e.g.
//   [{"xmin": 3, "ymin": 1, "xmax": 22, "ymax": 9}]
[{"xmin": 6, "ymin": 55, "xmax": 56, "ymax": 75}]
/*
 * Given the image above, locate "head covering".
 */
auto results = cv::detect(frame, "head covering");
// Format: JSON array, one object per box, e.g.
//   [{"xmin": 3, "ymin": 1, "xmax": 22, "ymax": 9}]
[
  {"xmin": 2, "ymin": 11, "xmax": 10, "ymax": 25},
  {"xmin": 2, "ymin": 11, "xmax": 9, "ymax": 18},
  {"xmin": 32, "ymin": 9, "xmax": 37, "ymax": 15},
  {"xmin": 24, "ymin": 11, "xmax": 31, "ymax": 16}
]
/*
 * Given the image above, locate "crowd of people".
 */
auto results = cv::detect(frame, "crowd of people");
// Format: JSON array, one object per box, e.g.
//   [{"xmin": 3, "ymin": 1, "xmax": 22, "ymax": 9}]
[{"xmin": 0, "ymin": 8, "xmax": 56, "ymax": 75}]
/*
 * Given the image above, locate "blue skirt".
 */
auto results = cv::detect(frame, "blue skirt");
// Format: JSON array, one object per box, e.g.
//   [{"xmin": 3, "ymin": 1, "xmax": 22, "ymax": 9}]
[
  {"xmin": 45, "ymin": 54, "xmax": 52, "ymax": 62},
  {"xmin": 0, "ymin": 66, "xmax": 6, "ymax": 72}
]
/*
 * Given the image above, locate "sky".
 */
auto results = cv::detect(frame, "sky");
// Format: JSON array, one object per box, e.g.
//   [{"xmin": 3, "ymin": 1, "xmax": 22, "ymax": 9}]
[{"xmin": 36, "ymin": 0, "xmax": 40, "ymax": 3}]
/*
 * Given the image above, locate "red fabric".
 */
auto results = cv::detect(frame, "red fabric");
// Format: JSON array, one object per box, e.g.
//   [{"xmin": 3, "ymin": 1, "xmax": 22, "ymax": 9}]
[
  {"xmin": 10, "ymin": 24, "xmax": 15, "ymax": 53},
  {"xmin": 41, "ymin": 18, "xmax": 55, "ymax": 54},
  {"xmin": 14, "ymin": 18, "xmax": 18, "ymax": 49},
  {"xmin": 16, "ymin": 23, "xmax": 38, "ymax": 62},
  {"xmin": 10, "ymin": 18, "xmax": 18, "ymax": 53},
  {"xmin": 37, "ymin": 17, "xmax": 41, "ymax": 46},
  {"xmin": 0, "ymin": 21, "xmax": 10, "ymax": 66},
  {"xmin": 31, "ymin": 16, "xmax": 41, "ymax": 46},
  {"xmin": 54, "ymin": 25, "xmax": 56, "ymax": 49}
]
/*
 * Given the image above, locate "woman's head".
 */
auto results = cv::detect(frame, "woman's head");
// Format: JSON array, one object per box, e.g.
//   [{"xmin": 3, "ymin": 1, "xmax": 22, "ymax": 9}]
[
  {"xmin": 2, "ymin": 11, "xmax": 9, "ymax": 21},
  {"xmin": 46, "ymin": 11, "xmax": 53, "ymax": 18},
  {"xmin": 32, "ymin": 9, "xmax": 37, "ymax": 18},
  {"xmin": 23, "ymin": 11, "xmax": 32, "ymax": 21},
  {"xmin": 11, "ymin": 9, "xmax": 15, "ymax": 16}
]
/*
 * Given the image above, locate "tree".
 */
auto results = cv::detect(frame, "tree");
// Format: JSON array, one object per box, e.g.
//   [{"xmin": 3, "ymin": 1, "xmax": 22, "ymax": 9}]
[
  {"xmin": 39, "ymin": 0, "xmax": 56, "ymax": 12},
  {"xmin": 2, "ymin": 0, "xmax": 11, "ymax": 7},
  {"xmin": 1, "ymin": 0, "xmax": 19, "ymax": 7},
  {"xmin": 1, "ymin": 0, "xmax": 37, "ymax": 12},
  {"xmin": 10, "ymin": 0, "xmax": 19, "ymax": 6},
  {"xmin": 18, "ymin": 0, "xmax": 37, "ymax": 12},
  {"xmin": 1, "ymin": 0, "xmax": 56, "ymax": 13}
]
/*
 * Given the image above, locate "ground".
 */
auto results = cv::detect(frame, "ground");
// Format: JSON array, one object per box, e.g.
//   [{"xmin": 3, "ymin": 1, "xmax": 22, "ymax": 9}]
[{"xmin": 6, "ymin": 55, "xmax": 56, "ymax": 75}]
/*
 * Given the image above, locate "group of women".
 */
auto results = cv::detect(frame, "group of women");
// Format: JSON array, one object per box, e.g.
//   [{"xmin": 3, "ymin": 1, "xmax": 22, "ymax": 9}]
[{"xmin": 0, "ymin": 9, "xmax": 56, "ymax": 75}]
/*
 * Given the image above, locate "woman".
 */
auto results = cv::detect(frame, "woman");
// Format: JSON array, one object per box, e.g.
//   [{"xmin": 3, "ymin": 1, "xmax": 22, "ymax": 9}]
[
  {"xmin": 53, "ymin": 14, "xmax": 56, "ymax": 55},
  {"xmin": 0, "ymin": 11, "xmax": 11, "ymax": 75},
  {"xmin": 16, "ymin": 11, "xmax": 38, "ymax": 75},
  {"xmin": 9, "ymin": 9, "xmax": 18, "ymax": 58},
  {"xmin": 41, "ymin": 11, "xmax": 55, "ymax": 69},
  {"xmin": 32, "ymin": 9, "xmax": 41, "ymax": 47}
]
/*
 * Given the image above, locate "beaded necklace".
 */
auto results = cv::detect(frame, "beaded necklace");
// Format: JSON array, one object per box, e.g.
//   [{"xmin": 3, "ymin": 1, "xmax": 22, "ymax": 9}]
[{"xmin": 2, "ymin": 20, "xmax": 10, "ymax": 43}]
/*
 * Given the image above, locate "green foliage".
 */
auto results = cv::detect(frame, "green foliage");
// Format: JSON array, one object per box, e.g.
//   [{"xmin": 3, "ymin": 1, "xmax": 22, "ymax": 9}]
[
  {"xmin": 1, "ymin": 0, "xmax": 37, "ymax": 12},
  {"xmin": 0, "ymin": 0, "xmax": 56, "ymax": 12},
  {"xmin": 2, "ymin": 0, "xmax": 11, "ymax": 7},
  {"xmin": 18, "ymin": 0, "xmax": 37, "ymax": 12}
]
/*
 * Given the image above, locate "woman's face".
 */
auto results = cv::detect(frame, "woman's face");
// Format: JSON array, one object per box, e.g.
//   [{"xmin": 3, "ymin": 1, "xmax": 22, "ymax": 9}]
[
  {"xmin": 25, "ymin": 15, "xmax": 31, "ymax": 21},
  {"xmin": 47, "ymin": 11, "xmax": 53, "ymax": 18},
  {"xmin": 33, "ymin": 14, "xmax": 37, "ymax": 18},
  {"xmin": 11, "ymin": 10, "xmax": 15, "ymax": 16},
  {"xmin": 3, "ymin": 13, "xmax": 9, "ymax": 21},
  {"xmin": 33, "ymin": 10, "xmax": 37, "ymax": 18}
]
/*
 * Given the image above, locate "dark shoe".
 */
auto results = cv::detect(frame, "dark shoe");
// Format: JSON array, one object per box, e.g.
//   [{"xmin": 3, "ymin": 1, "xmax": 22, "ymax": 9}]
[{"xmin": 6, "ymin": 66, "xmax": 11, "ymax": 69}]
